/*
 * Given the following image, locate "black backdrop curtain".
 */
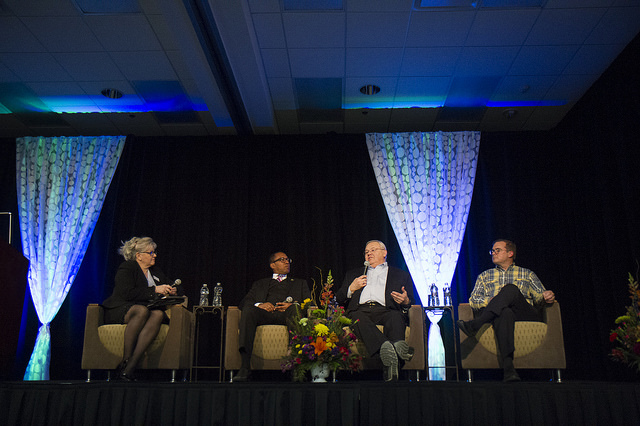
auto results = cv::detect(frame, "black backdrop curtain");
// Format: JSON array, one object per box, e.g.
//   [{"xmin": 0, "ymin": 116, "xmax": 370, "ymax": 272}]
[{"xmin": 2, "ymin": 34, "xmax": 639, "ymax": 383}]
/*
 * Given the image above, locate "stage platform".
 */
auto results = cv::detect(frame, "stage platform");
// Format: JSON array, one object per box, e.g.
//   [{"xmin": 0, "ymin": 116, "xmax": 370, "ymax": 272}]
[{"xmin": 2, "ymin": 378, "xmax": 639, "ymax": 426}]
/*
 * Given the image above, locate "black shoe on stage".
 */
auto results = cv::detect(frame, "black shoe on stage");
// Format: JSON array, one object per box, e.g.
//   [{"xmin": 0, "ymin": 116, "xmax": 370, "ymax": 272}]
[{"xmin": 456, "ymin": 320, "xmax": 477, "ymax": 337}]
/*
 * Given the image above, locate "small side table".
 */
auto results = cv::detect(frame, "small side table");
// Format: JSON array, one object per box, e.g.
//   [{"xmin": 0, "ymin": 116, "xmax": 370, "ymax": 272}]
[
  {"xmin": 191, "ymin": 305, "xmax": 225, "ymax": 382},
  {"xmin": 424, "ymin": 305, "xmax": 459, "ymax": 381}
]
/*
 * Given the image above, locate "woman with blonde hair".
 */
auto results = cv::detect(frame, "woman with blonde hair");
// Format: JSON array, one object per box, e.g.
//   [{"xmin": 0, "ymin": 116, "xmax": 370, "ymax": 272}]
[{"xmin": 102, "ymin": 237, "xmax": 179, "ymax": 380}]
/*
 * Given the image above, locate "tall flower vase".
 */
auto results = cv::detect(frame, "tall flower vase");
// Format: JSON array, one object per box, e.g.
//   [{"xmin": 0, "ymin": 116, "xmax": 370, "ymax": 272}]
[{"xmin": 310, "ymin": 363, "xmax": 330, "ymax": 382}]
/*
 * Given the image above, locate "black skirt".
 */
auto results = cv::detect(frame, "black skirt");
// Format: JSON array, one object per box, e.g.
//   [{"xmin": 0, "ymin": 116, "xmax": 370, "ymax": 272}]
[{"xmin": 103, "ymin": 302, "xmax": 171, "ymax": 325}]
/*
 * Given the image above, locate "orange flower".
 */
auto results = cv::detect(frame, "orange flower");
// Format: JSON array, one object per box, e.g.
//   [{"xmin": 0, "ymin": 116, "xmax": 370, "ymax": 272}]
[{"xmin": 311, "ymin": 336, "xmax": 328, "ymax": 355}]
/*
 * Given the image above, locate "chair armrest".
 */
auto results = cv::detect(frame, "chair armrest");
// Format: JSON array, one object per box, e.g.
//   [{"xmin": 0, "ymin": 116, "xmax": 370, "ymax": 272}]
[
  {"xmin": 224, "ymin": 306, "xmax": 241, "ymax": 370},
  {"xmin": 158, "ymin": 304, "xmax": 194, "ymax": 369},
  {"xmin": 457, "ymin": 303, "xmax": 473, "ymax": 322},
  {"xmin": 81, "ymin": 304, "xmax": 106, "ymax": 369},
  {"xmin": 404, "ymin": 305, "xmax": 426, "ymax": 370}
]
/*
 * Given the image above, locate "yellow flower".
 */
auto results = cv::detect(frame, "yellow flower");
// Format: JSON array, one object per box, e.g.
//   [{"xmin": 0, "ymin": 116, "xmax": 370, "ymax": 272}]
[
  {"xmin": 301, "ymin": 298, "xmax": 312, "ymax": 309},
  {"xmin": 615, "ymin": 315, "xmax": 632, "ymax": 324},
  {"xmin": 314, "ymin": 323, "xmax": 330, "ymax": 336}
]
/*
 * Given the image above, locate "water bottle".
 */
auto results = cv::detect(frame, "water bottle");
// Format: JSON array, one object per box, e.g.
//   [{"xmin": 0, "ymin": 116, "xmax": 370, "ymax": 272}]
[
  {"xmin": 213, "ymin": 282, "xmax": 223, "ymax": 307},
  {"xmin": 199, "ymin": 284, "xmax": 210, "ymax": 306}
]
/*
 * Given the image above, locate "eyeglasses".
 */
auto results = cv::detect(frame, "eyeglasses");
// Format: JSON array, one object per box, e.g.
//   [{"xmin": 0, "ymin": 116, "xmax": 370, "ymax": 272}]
[
  {"xmin": 364, "ymin": 248, "xmax": 385, "ymax": 256},
  {"xmin": 140, "ymin": 251, "xmax": 157, "ymax": 256},
  {"xmin": 273, "ymin": 257, "xmax": 292, "ymax": 264},
  {"xmin": 489, "ymin": 248, "xmax": 505, "ymax": 255}
]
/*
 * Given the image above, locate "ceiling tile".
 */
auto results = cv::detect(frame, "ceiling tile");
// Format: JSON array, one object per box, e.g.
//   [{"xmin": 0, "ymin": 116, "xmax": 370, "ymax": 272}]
[
  {"xmin": 455, "ymin": 46, "xmax": 520, "ymax": 76},
  {"xmin": 525, "ymin": 8, "xmax": 606, "ymax": 45},
  {"xmin": 509, "ymin": 45, "xmax": 579, "ymax": 76},
  {"xmin": 346, "ymin": 12, "xmax": 410, "ymax": 48},
  {"xmin": 394, "ymin": 76, "xmax": 450, "ymax": 107},
  {"xmin": 401, "ymin": 47, "xmax": 461, "ymax": 76},
  {"xmin": 247, "ymin": 0, "xmax": 281, "ymax": 13},
  {"xmin": 0, "ymin": 17, "xmax": 46, "ymax": 53},
  {"xmin": 84, "ymin": 15, "xmax": 163, "ymax": 51},
  {"xmin": 4, "ymin": 0, "xmax": 80, "ymax": 16},
  {"xmin": 545, "ymin": 74, "xmax": 600, "ymax": 101},
  {"xmin": 147, "ymin": 14, "xmax": 180, "ymax": 51},
  {"xmin": 252, "ymin": 13, "xmax": 286, "ymax": 49},
  {"xmin": 288, "ymin": 48, "xmax": 345, "ymax": 78},
  {"xmin": 21, "ymin": 16, "xmax": 102, "ymax": 52},
  {"xmin": 283, "ymin": 13, "xmax": 345, "ymax": 48},
  {"xmin": 466, "ymin": 10, "xmax": 539, "ymax": 46},
  {"xmin": 346, "ymin": 48, "xmax": 404, "ymax": 77},
  {"xmin": 0, "ymin": 52, "xmax": 72, "ymax": 82},
  {"xmin": 110, "ymin": 51, "xmax": 177, "ymax": 80},
  {"xmin": 406, "ymin": 11, "xmax": 476, "ymax": 47},
  {"xmin": 545, "ymin": 0, "xmax": 615, "ymax": 8},
  {"xmin": 348, "ymin": 0, "xmax": 413, "ymax": 12},
  {"xmin": 54, "ymin": 52, "xmax": 125, "ymax": 81},
  {"xmin": 267, "ymin": 77, "xmax": 296, "ymax": 109},
  {"xmin": 491, "ymin": 75, "xmax": 557, "ymax": 102},
  {"xmin": 0, "ymin": 61, "xmax": 18, "ymax": 82},
  {"xmin": 26, "ymin": 81, "xmax": 86, "ymax": 97},
  {"xmin": 563, "ymin": 44, "xmax": 626, "ymax": 75},
  {"xmin": 586, "ymin": 6, "xmax": 640, "ymax": 44},
  {"xmin": 261, "ymin": 49, "xmax": 291, "ymax": 78}
]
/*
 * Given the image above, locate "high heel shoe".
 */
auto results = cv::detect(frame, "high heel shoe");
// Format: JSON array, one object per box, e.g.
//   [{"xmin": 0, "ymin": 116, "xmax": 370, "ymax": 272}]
[
  {"xmin": 115, "ymin": 358, "xmax": 129, "ymax": 376},
  {"xmin": 117, "ymin": 371, "xmax": 137, "ymax": 382}
]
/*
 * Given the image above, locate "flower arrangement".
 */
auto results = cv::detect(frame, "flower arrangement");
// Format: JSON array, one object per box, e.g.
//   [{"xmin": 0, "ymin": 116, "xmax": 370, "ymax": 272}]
[
  {"xmin": 609, "ymin": 273, "xmax": 640, "ymax": 372},
  {"xmin": 281, "ymin": 269, "xmax": 362, "ymax": 382}
]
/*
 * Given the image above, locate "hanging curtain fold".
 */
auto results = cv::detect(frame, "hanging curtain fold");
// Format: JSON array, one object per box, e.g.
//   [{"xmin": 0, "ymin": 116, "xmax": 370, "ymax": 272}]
[
  {"xmin": 366, "ymin": 131, "xmax": 480, "ymax": 379},
  {"xmin": 16, "ymin": 135, "xmax": 125, "ymax": 380}
]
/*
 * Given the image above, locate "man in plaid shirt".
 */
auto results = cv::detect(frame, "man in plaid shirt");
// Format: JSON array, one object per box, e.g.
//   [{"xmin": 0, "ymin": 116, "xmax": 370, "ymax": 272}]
[{"xmin": 457, "ymin": 239, "xmax": 555, "ymax": 382}]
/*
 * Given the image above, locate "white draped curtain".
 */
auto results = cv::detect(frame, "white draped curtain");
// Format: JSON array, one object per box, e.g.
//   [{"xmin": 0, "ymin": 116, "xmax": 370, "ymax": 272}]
[
  {"xmin": 366, "ymin": 131, "xmax": 480, "ymax": 379},
  {"xmin": 16, "ymin": 135, "xmax": 125, "ymax": 380}
]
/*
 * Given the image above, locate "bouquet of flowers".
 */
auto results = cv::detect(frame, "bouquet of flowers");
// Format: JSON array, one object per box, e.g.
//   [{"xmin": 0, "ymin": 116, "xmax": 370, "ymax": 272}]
[
  {"xmin": 609, "ymin": 273, "xmax": 640, "ymax": 372},
  {"xmin": 281, "ymin": 269, "xmax": 362, "ymax": 382}
]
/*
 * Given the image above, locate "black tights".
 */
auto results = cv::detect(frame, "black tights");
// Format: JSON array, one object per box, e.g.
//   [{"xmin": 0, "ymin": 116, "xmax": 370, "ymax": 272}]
[{"xmin": 122, "ymin": 305, "xmax": 164, "ymax": 375}]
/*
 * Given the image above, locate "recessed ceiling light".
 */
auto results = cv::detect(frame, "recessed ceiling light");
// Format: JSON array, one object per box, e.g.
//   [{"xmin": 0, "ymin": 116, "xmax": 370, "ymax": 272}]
[
  {"xmin": 101, "ymin": 88, "xmax": 123, "ymax": 99},
  {"xmin": 360, "ymin": 85, "xmax": 380, "ymax": 95}
]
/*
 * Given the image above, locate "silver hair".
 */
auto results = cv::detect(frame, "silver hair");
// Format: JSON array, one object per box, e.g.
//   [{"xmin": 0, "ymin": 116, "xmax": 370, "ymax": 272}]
[
  {"xmin": 118, "ymin": 237, "xmax": 156, "ymax": 261},
  {"xmin": 365, "ymin": 240, "xmax": 387, "ymax": 250}
]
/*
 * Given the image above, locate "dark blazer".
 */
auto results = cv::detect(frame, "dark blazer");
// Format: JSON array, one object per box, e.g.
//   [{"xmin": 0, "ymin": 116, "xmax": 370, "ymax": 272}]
[
  {"xmin": 335, "ymin": 265, "xmax": 415, "ymax": 314},
  {"xmin": 102, "ymin": 260, "xmax": 172, "ymax": 309},
  {"xmin": 239, "ymin": 277, "xmax": 311, "ymax": 311}
]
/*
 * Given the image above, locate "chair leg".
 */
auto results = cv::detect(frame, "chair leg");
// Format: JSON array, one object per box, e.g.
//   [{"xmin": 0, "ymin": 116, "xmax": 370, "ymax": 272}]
[
  {"xmin": 466, "ymin": 370, "xmax": 473, "ymax": 382},
  {"xmin": 86, "ymin": 370, "xmax": 91, "ymax": 383},
  {"xmin": 415, "ymin": 370, "xmax": 420, "ymax": 382},
  {"xmin": 170, "ymin": 369, "xmax": 177, "ymax": 383},
  {"xmin": 107, "ymin": 370, "xmax": 112, "ymax": 381},
  {"xmin": 555, "ymin": 369, "xmax": 562, "ymax": 383}
]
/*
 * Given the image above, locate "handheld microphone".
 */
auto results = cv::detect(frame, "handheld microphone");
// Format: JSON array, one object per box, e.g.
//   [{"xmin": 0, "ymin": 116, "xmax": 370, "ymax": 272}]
[
  {"xmin": 363, "ymin": 261, "xmax": 370, "ymax": 275},
  {"xmin": 171, "ymin": 279, "xmax": 182, "ymax": 287}
]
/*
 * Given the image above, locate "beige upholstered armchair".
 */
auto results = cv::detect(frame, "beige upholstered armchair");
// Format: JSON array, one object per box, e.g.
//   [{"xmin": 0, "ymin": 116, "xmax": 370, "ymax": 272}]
[
  {"xmin": 224, "ymin": 304, "xmax": 426, "ymax": 381},
  {"xmin": 457, "ymin": 301, "xmax": 566, "ymax": 382},
  {"xmin": 81, "ymin": 302, "xmax": 194, "ymax": 382}
]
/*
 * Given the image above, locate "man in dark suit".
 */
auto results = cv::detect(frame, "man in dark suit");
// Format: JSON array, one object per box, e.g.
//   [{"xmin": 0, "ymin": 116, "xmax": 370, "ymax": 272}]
[
  {"xmin": 336, "ymin": 240, "xmax": 415, "ymax": 381},
  {"xmin": 234, "ymin": 251, "xmax": 311, "ymax": 382}
]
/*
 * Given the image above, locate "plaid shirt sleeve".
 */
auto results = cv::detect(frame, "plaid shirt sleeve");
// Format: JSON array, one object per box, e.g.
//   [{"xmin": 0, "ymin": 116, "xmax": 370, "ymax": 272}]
[{"xmin": 469, "ymin": 271, "xmax": 493, "ymax": 310}]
